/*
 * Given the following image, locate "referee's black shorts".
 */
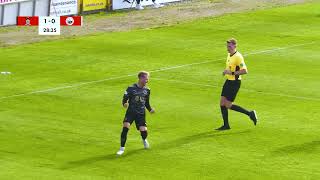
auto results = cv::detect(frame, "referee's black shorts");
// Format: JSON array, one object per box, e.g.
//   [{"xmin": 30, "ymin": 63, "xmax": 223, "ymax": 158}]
[{"xmin": 221, "ymin": 80, "xmax": 241, "ymax": 102}]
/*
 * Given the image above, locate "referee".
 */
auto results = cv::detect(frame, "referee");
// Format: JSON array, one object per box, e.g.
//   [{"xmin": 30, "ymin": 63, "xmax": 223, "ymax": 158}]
[{"xmin": 217, "ymin": 38, "xmax": 258, "ymax": 131}]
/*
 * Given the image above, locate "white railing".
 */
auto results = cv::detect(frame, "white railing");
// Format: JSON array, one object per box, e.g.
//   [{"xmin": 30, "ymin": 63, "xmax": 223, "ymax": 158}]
[{"xmin": 0, "ymin": 0, "xmax": 50, "ymax": 26}]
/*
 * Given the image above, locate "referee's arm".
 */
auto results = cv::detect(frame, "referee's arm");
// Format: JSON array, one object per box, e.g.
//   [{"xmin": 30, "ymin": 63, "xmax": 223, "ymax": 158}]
[
  {"xmin": 234, "ymin": 57, "xmax": 248, "ymax": 75},
  {"xmin": 234, "ymin": 69, "xmax": 247, "ymax": 75}
]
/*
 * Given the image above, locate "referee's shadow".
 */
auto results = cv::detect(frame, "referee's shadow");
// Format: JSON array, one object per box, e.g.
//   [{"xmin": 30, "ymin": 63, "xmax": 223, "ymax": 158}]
[
  {"xmin": 61, "ymin": 129, "xmax": 250, "ymax": 170},
  {"xmin": 271, "ymin": 140, "xmax": 320, "ymax": 155},
  {"xmin": 155, "ymin": 129, "xmax": 251, "ymax": 151}
]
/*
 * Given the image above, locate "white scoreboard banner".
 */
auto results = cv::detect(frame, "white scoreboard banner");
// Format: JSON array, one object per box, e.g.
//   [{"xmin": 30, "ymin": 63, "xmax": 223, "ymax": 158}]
[
  {"xmin": 49, "ymin": 0, "xmax": 78, "ymax": 16},
  {"xmin": 112, "ymin": 0, "xmax": 180, "ymax": 10},
  {"xmin": 0, "ymin": 0, "xmax": 30, "ymax": 5}
]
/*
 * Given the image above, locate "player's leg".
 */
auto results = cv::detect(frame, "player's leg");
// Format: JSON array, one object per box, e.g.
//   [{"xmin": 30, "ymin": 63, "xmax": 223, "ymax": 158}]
[
  {"xmin": 136, "ymin": 114, "xmax": 149, "ymax": 149},
  {"xmin": 135, "ymin": 0, "xmax": 144, "ymax": 10},
  {"xmin": 121, "ymin": 122, "xmax": 131, "ymax": 147},
  {"xmin": 117, "ymin": 116, "xmax": 133, "ymax": 155},
  {"xmin": 139, "ymin": 126, "xmax": 150, "ymax": 149},
  {"xmin": 152, "ymin": 0, "xmax": 164, "ymax": 8}
]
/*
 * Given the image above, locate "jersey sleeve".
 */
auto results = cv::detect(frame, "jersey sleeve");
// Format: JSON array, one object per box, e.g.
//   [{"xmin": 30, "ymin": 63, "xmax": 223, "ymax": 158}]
[
  {"xmin": 237, "ymin": 55, "xmax": 247, "ymax": 70},
  {"xmin": 122, "ymin": 87, "xmax": 130, "ymax": 106},
  {"xmin": 145, "ymin": 89, "xmax": 152, "ymax": 112}
]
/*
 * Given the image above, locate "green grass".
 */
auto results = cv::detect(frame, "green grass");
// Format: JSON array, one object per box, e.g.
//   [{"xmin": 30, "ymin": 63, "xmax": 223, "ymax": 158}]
[{"xmin": 1, "ymin": 2, "xmax": 320, "ymax": 179}]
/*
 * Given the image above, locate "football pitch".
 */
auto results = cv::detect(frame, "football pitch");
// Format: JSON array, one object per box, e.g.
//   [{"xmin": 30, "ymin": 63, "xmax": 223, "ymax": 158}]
[{"xmin": 0, "ymin": 2, "xmax": 320, "ymax": 179}]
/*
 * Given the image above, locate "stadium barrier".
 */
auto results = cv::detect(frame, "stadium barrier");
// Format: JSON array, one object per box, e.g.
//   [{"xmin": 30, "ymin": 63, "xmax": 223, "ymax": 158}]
[
  {"xmin": 80, "ymin": 0, "xmax": 111, "ymax": 14},
  {"xmin": 49, "ymin": 0, "xmax": 79, "ymax": 16},
  {"xmin": 0, "ymin": 0, "xmax": 179, "ymax": 26},
  {"xmin": 0, "ymin": 0, "xmax": 50, "ymax": 26},
  {"xmin": 112, "ymin": 0, "xmax": 180, "ymax": 10}
]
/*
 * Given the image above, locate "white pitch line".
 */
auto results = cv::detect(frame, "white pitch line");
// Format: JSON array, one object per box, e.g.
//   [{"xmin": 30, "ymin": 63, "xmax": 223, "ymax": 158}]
[
  {"xmin": 150, "ymin": 42, "xmax": 315, "ymax": 72},
  {"xmin": 0, "ymin": 42, "xmax": 315, "ymax": 101},
  {"xmin": 0, "ymin": 74, "xmax": 136, "ymax": 100},
  {"xmin": 243, "ymin": 42, "xmax": 315, "ymax": 56},
  {"xmin": 152, "ymin": 77, "xmax": 320, "ymax": 101}
]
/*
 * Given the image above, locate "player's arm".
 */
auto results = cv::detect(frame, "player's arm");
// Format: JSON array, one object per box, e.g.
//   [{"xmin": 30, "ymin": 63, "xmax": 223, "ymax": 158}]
[
  {"xmin": 145, "ymin": 90, "xmax": 155, "ymax": 113},
  {"xmin": 122, "ymin": 88, "xmax": 130, "ymax": 108}
]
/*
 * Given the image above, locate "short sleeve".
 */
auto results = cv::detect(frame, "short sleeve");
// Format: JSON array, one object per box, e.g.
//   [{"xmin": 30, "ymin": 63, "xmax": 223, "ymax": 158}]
[{"xmin": 237, "ymin": 55, "xmax": 247, "ymax": 70}]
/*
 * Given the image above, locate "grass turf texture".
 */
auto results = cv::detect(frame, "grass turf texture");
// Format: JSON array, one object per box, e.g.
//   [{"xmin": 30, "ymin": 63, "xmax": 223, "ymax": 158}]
[{"xmin": 1, "ymin": 2, "xmax": 320, "ymax": 179}]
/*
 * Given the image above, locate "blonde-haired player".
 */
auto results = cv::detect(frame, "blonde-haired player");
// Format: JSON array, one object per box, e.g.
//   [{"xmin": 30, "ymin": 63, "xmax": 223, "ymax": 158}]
[{"xmin": 117, "ymin": 71, "xmax": 155, "ymax": 155}]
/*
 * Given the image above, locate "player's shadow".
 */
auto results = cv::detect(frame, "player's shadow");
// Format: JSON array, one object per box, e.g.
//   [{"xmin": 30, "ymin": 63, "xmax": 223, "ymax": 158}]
[
  {"xmin": 61, "ymin": 129, "xmax": 250, "ymax": 170},
  {"xmin": 272, "ymin": 140, "xmax": 320, "ymax": 155},
  {"xmin": 60, "ymin": 148, "xmax": 145, "ymax": 170}
]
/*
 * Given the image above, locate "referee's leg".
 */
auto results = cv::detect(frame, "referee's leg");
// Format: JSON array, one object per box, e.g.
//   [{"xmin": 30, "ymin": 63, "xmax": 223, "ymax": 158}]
[
  {"xmin": 219, "ymin": 96, "xmax": 230, "ymax": 129},
  {"xmin": 224, "ymin": 97, "xmax": 258, "ymax": 126}
]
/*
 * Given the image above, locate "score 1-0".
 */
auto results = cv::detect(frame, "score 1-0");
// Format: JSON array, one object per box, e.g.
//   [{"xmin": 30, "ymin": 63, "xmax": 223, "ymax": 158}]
[{"xmin": 38, "ymin": 17, "xmax": 61, "ymax": 35}]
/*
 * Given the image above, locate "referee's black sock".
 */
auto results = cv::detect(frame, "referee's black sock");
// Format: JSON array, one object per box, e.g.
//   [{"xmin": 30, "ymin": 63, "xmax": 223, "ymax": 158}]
[
  {"xmin": 220, "ymin": 106, "xmax": 229, "ymax": 127},
  {"xmin": 120, "ymin": 127, "xmax": 129, "ymax": 147},
  {"xmin": 140, "ymin": 131, "xmax": 148, "ymax": 140},
  {"xmin": 230, "ymin": 104, "xmax": 251, "ymax": 116}
]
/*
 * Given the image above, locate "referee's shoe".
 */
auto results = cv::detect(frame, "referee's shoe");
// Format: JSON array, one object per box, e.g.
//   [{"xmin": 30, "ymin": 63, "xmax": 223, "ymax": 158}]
[{"xmin": 250, "ymin": 110, "xmax": 258, "ymax": 125}]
